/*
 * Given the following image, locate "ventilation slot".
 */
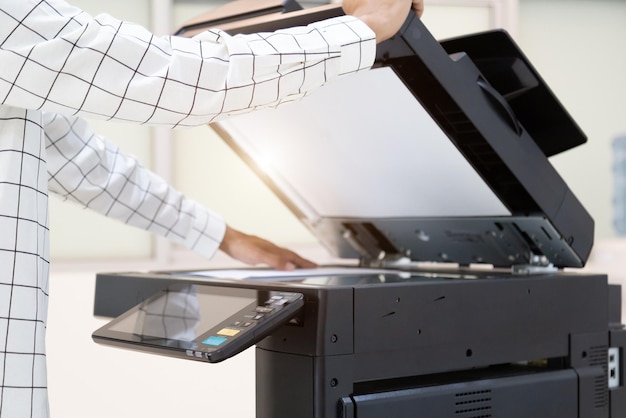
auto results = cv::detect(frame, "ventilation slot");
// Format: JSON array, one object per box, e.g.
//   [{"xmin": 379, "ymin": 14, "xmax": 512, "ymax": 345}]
[
  {"xmin": 454, "ymin": 389, "xmax": 493, "ymax": 417},
  {"xmin": 588, "ymin": 345, "xmax": 609, "ymax": 410}
]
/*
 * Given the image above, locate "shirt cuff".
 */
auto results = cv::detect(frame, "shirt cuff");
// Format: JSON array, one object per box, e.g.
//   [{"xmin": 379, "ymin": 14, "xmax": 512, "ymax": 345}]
[
  {"xmin": 311, "ymin": 15, "xmax": 377, "ymax": 77},
  {"xmin": 183, "ymin": 204, "xmax": 227, "ymax": 259}
]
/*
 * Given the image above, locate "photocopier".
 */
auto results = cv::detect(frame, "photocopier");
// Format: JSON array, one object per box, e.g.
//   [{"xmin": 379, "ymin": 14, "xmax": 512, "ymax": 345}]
[{"xmin": 92, "ymin": 1, "xmax": 626, "ymax": 416}]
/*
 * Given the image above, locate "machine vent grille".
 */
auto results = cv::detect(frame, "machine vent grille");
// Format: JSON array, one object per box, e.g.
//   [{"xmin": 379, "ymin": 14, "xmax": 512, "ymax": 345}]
[
  {"xmin": 454, "ymin": 389, "xmax": 493, "ymax": 417},
  {"xmin": 588, "ymin": 345, "xmax": 609, "ymax": 409}
]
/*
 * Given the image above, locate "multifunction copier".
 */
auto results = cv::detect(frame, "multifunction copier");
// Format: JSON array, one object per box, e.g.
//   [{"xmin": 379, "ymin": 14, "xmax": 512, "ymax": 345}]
[{"xmin": 92, "ymin": 1, "xmax": 626, "ymax": 417}]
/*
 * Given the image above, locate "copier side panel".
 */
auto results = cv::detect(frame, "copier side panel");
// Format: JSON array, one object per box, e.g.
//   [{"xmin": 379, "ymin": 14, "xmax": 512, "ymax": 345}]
[
  {"xmin": 351, "ymin": 273, "xmax": 608, "ymax": 382},
  {"xmin": 342, "ymin": 369, "xmax": 579, "ymax": 418}
]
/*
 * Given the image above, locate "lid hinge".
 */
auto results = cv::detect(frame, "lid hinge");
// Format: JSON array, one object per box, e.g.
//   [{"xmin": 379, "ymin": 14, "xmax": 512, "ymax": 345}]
[
  {"xmin": 342, "ymin": 223, "xmax": 410, "ymax": 268},
  {"xmin": 358, "ymin": 252, "xmax": 412, "ymax": 269},
  {"xmin": 511, "ymin": 254, "xmax": 558, "ymax": 275}
]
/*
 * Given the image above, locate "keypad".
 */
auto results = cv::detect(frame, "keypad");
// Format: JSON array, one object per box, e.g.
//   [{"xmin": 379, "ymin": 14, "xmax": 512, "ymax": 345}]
[{"xmin": 199, "ymin": 292, "xmax": 300, "ymax": 352}]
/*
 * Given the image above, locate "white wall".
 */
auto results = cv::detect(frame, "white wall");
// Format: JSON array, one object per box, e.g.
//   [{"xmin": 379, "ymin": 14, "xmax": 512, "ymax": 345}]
[{"xmin": 518, "ymin": 0, "xmax": 626, "ymax": 241}]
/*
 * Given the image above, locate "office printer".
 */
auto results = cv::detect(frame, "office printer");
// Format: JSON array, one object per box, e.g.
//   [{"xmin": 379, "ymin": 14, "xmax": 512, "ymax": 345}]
[{"xmin": 92, "ymin": 1, "xmax": 626, "ymax": 417}]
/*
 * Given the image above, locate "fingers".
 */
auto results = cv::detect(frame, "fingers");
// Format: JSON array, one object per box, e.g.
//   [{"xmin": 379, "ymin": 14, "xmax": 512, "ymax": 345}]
[
  {"xmin": 342, "ymin": 0, "xmax": 424, "ymax": 44},
  {"xmin": 342, "ymin": 0, "xmax": 413, "ymax": 43},
  {"xmin": 412, "ymin": 0, "xmax": 424, "ymax": 18},
  {"xmin": 262, "ymin": 247, "xmax": 318, "ymax": 271},
  {"xmin": 291, "ymin": 254, "xmax": 318, "ymax": 269},
  {"xmin": 219, "ymin": 225, "xmax": 317, "ymax": 271}
]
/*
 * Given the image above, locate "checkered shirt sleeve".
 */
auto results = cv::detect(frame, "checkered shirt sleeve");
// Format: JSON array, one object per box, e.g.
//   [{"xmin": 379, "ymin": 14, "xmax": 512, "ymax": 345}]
[
  {"xmin": 0, "ymin": 0, "xmax": 376, "ymax": 259},
  {"xmin": 44, "ymin": 112, "xmax": 226, "ymax": 258},
  {"xmin": 0, "ymin": 0, "xmax": 376, "ymax": 127}
]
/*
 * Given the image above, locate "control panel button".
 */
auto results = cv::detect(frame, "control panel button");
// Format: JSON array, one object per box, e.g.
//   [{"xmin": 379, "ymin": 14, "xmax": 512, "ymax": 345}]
[
  {"xmin": 202, "ymin": 336, "xmax": 228, "ymax": 347},
  {"xmin": 217, "ymin": 328, "xmax": 241, "ymax": 337}
]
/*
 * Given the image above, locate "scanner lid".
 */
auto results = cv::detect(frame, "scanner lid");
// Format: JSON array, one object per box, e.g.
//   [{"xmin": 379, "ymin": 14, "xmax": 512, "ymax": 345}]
[{"xmin": 178, "ymin": 2, "xmax": 593, "ymax": 269}]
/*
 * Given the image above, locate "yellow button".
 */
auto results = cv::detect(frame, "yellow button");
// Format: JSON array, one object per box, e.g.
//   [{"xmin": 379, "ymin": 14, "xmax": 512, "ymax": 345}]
[{"xmin": 217, "ymin": 328, "xmax": 241, "ymax": 337}]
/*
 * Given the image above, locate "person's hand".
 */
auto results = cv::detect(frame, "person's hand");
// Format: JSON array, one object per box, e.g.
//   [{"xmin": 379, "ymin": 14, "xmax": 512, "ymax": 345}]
[
  {"xmin": 343, "ymin": 0, "xmax": 425, "ymax": 43},
  {"xmin": 219, "ymin": 226, "xmax": 318, "ymax": 271}
]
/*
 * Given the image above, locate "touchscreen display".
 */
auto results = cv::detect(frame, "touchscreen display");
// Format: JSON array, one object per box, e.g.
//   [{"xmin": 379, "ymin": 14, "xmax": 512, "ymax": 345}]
[
  {"xmin": 108, "ymin": 285, "xmax": 256, "ymax": 342},
  {"xmin": 93, "ymin": 284, "xmax": 305, "ymax": 363}
]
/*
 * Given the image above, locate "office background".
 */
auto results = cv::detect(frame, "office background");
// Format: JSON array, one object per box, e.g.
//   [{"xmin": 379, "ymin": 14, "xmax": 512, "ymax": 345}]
[{"xmin": 46, "ymin": 1, "xmax": 626, "ymax": 417}]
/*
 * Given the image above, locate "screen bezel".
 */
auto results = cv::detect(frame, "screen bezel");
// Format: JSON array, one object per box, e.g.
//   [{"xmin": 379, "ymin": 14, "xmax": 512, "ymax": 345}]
[
  {"xmin": 92, "ymin": 283, "xmax": 304, "ymax": 362},
  {"xmin": 96, "ymin": 285, "xmax": 256, "ymax": 348}
]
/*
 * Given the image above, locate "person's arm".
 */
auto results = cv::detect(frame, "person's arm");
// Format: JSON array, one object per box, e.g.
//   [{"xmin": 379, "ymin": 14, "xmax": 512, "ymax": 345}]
[
  {"xmin": 44, "ymin": 112, "xmax": 225, "ymax": 257},
  {"xmin": 44, "ymin": 112, "xmax": 315, "ymax": 269},
  {"xmin": 1, "ymin": 0, "xmax": 376, "ymax": 127}
]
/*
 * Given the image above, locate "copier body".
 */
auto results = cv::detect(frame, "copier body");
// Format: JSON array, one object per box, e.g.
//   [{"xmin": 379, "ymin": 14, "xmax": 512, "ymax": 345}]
[{"xmin": 93, "ymin": 1, "xmax": 626, "ymax": 417}]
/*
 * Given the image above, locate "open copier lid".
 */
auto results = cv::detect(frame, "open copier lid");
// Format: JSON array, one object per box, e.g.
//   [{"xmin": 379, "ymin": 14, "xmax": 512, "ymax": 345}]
[{"xmin": 177, "ymin": 0, "xmax": 593, "ymax": 270}]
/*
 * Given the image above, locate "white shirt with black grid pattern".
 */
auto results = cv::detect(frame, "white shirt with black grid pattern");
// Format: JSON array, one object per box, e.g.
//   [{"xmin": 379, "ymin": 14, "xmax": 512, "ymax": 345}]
[{"xmin": 0, "ymin": 0, "xmax": 375, "ymax": 416}]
